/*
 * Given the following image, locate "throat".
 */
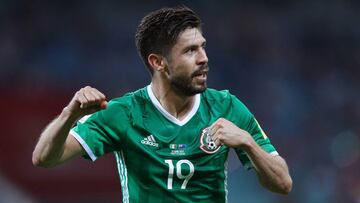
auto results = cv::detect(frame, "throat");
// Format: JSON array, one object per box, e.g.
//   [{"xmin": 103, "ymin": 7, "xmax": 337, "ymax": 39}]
[
  {"xmin": 148, "ymin": 84, "xmax": 200, "ymax": 123},
  {"xmin": 159, "ymin": 95, "xmax": 195, "ymax": 121}
]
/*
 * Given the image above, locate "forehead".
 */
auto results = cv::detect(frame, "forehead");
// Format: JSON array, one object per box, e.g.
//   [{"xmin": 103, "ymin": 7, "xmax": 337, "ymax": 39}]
[{"xmin": 173, "ymin": 28, "xmax": 206, "ymax": 49}]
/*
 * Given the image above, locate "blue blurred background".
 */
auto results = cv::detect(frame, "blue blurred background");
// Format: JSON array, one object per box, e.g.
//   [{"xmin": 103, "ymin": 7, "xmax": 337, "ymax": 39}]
[{"xmin": 0, "ymin": 0, "xmax": 359, "ymax": 202}]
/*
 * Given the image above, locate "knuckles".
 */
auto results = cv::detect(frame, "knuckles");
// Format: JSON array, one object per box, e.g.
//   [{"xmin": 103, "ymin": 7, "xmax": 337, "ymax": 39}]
[
  {"xmin": 73, "ymin": 86, "xmax": 106, "ymax": 109},
  {"xmin": 214, "ymin": 117, "xmax": 227, "ymax": 128}
]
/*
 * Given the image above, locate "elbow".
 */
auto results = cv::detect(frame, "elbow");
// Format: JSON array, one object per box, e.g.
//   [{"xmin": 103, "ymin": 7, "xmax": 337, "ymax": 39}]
[
  {"xmin": 32, "ymin": 156, "xmax": 40, "ymax": 167},
  {"xmin": 32, "ymin": 152, "xmax": 45, "ymax": 167},
  {"xmin": 278, "ymin": 175, "xmax": 293, "ymax": 195},
  {"xmin": 32, "ymin": 151, "xmax": 55, "ymax": 168},
  {"xmin": 262, "ymin": 174, "xmax": 293, "ymax": 195},
  {"xmin": 32, "ymin": 158, "xmax": 55, "ymax": 168},
  {"xmin": 32, "ymin": 150, "xmax": 41, "ymax": 167}
]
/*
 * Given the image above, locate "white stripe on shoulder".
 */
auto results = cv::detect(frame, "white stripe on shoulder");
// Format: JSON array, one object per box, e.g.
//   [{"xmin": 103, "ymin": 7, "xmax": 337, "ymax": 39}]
[
  {"xmin": 70, "ymin": 129, "xmax": 98, "ymax": 161},
  {"xmin": 78, "ymin": 114, "xmax": 93, "ymax": 124},
  {"xmin": 270, "ymin": 151, "xmax": 279, "ymax": 156}
]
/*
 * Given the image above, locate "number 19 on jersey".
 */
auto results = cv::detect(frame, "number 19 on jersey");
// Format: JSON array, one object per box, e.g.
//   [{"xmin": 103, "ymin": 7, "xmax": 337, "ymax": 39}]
[{"xmin": 164, "ymin": 159, "xmax": 194, "ymax": 189}]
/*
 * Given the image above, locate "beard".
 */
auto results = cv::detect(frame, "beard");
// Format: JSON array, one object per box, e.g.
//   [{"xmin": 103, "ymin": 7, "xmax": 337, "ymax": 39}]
[{"xmin": 169, "ymin": 64, "xmax": 209, "ymax": 96}]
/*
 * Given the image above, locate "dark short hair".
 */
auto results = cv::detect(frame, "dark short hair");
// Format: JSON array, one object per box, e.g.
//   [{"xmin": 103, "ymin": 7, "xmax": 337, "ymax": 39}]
[{"xmin": 135, "ymin": 6, "xmax": 202, "ymax": 75}]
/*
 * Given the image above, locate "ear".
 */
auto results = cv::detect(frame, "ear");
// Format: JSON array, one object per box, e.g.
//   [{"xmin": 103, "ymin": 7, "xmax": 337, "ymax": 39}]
[{"xmin": 148, "ymin": 53, "xmax": 166, "ymax": 73}]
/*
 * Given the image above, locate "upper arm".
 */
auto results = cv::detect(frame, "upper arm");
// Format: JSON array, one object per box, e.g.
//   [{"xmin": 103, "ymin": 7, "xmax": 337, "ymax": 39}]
[
  {"xmin": 58, "ymin": 134, "xmax": 86, "ymax": 165},
  {"xmin": 68, "ymin": 100, "xmax": 130, "ymax": 161},
  {"xmin": 229, "ymin": 95, "xmax": 278, "ymax": 169}
]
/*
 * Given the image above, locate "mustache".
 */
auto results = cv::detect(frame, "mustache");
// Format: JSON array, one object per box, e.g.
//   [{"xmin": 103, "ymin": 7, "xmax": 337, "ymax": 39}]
[{"xmin": 191, "ymin": 64, "xmax": 209, "ymax": 77}]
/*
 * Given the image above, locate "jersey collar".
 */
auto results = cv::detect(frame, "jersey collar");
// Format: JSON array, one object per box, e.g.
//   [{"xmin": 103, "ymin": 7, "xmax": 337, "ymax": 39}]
[{"xmin": 147, "ymin": 84, "xmax": 200, "ymax": 126}]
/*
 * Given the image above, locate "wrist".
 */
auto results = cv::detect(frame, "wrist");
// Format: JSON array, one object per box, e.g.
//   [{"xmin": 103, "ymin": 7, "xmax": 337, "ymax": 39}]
[
  {"xmin": 61, "ymin": 106, "xmax": 82, "ymax": 123},
  {"xmin": 237, "ymin": 133, "xmax": 256, "ymax": 151}
]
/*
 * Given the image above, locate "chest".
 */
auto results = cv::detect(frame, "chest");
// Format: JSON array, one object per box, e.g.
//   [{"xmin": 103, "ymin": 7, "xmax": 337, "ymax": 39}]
[{"xmin": 121, "ymin": 114, "xmax": 230, "ymax": 168}]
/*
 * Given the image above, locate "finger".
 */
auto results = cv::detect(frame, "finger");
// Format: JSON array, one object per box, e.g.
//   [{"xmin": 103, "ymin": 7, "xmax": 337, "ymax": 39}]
[
  {"xmin": 91, "ymin": 88, "xmax": 106, "ymax": 100},
  {"xmin": 77, "ymin": 92, "xmax": 89, "ymax": 109},
  {"xmin": 89, "ymin": 89, "xmax": 108, "ymax": 109},
  {"xmin": 210, "ymin": 132, "xmax": 222, "ymax": 146},
  {"xmin": 80, "ymin": 87, "xmax": 107, "ymax": 109},
  {"xmin": 209, "ymin": 117, "xmax": 226, "ymax": 130},
  {"xmin": 208, "ymin": 119, "xmax": 224, "ymax": 137},
  {"xmin": 83, "ymin": 90, "xmax": 97, "ymax": 105},
  {"xmin": 100, "ymin": 100, "xmax": 108, "ymax": 109},
  {"xmin": 86, "ymin": 87, "xmax": 104, "ymax": 99},
  {"xmin": 214, "ymin": 139, "xmax": 221, "ymax": 147},
  {"xmin": 79, "ymin": 89, "xmax": 97, "ymax": 109},
  {"xmin": 89, "ymin": 89, "xmax": 103, "ymax": 102},
  {"xmin": 211, "ymin": 128, "xmax": 222, "ymax": 142},
  {"xmin": 209, "ymin": 124, "xmax": 221, "ymax": 137}
]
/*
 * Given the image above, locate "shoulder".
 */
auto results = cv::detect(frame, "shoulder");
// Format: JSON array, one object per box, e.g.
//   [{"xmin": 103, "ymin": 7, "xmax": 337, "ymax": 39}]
[
  {"xmin": 202, "ymin": 88, "xmax": 253, "ymax": 118},
  {"xmin": 202, "ymin": 88, "xmax": 232, "ymax": 101},
  {"xmin": 202, "ymin": 88, "xmax": 246, "ymax": 108},
  {"xmin": 100, "ymin": 87, "xmax": 148, "ymax": 120},
  {"xmin": 108, "ymin": 87, "xmax": 147, "ymax": 109}
]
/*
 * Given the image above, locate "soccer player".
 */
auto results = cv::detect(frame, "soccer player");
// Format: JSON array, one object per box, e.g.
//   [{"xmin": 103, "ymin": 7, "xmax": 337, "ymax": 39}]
[{"xmin": 32, "ymin": 6, "xmax": 292, "ymax": 203}]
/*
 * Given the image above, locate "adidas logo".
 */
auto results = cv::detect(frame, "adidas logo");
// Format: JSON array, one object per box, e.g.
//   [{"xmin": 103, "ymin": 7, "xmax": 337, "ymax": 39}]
[{"xmin": 141, "ymin": 135, "xmax": 159, "ymax": 147}]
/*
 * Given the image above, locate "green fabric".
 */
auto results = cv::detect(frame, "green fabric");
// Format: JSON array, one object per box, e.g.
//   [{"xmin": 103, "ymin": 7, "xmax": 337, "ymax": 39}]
[{"xmin": 71, "ymin": 86, "xmax": 277, "ymax": 203}]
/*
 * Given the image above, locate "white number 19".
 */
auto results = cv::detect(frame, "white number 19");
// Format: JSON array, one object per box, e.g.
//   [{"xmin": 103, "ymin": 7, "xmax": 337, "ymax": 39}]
[{"xmin": 164, "ymin": 159, "xmax": 194, "ymax": 189}]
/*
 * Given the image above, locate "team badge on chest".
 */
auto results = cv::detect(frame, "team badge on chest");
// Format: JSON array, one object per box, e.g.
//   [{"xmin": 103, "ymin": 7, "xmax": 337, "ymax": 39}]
[{"xmin": 199, "ymin": 128, "xmax": 221, "ymax": 154}]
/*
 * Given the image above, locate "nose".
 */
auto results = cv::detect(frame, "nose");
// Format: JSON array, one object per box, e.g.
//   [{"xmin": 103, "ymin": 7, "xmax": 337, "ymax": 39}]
[{"xmin": 197, "ymin": 48, "xmax": 208, "ymax": 65}]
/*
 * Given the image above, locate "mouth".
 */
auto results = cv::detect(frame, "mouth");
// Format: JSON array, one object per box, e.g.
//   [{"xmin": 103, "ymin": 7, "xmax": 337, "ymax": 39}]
[
  {"xmin": 192, "ymin": 68, "xmax": 209, "ymax": 77},
  {"xmin": 193, "ymin": 70, "xmax": 208, "ymax": 81}
]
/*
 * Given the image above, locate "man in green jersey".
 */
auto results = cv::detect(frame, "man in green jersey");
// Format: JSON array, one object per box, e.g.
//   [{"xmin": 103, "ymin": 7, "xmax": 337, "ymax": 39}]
[{"xmin": 33, "ymin": 6, "xmax": 292, "ymax": 203}]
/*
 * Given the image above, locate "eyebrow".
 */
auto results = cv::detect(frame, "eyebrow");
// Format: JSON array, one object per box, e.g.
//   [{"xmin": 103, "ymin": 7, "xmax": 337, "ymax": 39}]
[{"xmin": 182, "ymin": 40, "xmax": 206, "ymax": 51}]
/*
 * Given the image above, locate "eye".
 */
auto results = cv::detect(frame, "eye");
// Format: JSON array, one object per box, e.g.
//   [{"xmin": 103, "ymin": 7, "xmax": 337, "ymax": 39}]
[
  {"xmin": 201, "ymin": 43, "xmax": 206, "ymax": 51},
  {"xmin": 185, "ymin": 47, "xmax": 196, "ymax": 54}
]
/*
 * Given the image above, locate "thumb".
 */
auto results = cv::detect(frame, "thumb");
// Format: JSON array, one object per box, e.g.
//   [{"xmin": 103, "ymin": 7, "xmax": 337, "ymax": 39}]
[{"xmin": 100, "ymin": 100, "xmax": 108, "ymax": 109}]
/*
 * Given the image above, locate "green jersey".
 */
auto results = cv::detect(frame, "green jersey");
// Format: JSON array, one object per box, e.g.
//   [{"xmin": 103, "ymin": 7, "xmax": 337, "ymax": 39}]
[{"xmin": 70, "ymin": 85, "xmax": 278, "ymax": 203}]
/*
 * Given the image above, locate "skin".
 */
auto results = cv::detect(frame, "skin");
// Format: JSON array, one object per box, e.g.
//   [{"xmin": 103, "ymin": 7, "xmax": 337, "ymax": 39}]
[
  {"xmin": 209, "ymin": 118, "xmax": 292, "ymax": 194},
  {"xmin": 32, "ymin": 86, "xmax": 106, "ymax": 167},
  {"xmin": 32, "ymin": 27, "xmax": 292, "ymax": 194},
  {"xmin": 148, "ymin": 27, "xmax": 208, "ymax": 119}
]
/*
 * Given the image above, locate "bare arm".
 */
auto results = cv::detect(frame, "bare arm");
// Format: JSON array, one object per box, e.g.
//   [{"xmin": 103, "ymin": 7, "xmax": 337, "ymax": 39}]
[
  {"xmin": 210, "ymin": 118, "xmax": 293, "ymax": 194},
  {"xmin": 32, "ymin": 86, "xmax": 108, "ymax": 168},
  {"xmin": 240, "ymin": 140, "xmax": 292, "ymax": 194}
]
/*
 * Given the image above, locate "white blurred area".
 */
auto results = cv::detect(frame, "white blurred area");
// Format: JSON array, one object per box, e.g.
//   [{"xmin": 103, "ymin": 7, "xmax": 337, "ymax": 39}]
[{"xmin": 0, "ymin": 173, "xmax": 36, "ymax": 203}]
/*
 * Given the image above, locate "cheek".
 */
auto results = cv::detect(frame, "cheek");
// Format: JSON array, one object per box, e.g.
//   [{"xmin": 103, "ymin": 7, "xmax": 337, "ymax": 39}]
[
  {"xmin": 173, "ymin": 59, "xmax": 194, "ymax": 75},
  {"xmin": 167, "ymin": 53, "xmax": 196, "ymax": 74}
]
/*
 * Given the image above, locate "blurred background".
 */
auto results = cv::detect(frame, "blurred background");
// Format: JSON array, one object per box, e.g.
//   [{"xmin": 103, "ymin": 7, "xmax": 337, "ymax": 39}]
[{"xmin": 0, "ymin": 0, "xmax": 359, "ymax": 202}]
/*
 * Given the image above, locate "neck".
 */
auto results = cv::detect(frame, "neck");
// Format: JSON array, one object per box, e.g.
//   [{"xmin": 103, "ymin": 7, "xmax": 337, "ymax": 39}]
[{"xmin": 150, "ymin": 79, "xmax": 196, "ymax": 120}]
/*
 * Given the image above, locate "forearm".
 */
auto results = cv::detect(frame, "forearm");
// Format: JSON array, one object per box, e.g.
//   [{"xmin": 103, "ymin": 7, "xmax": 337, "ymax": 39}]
[
  {"xmin": 208, "ymin": 118, "xmax": 292, "ymax": 193},
  {"xmin": 243, "ymin": 140, "xmax": 292, "ymax": 194},
  {"xmin": 32, "ymin": 107, "xmax": 79, "ymax": 167}
]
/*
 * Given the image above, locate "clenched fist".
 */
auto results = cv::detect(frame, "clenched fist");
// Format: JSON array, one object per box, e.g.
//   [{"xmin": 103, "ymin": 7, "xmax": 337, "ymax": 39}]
[
  {"xmin": 64, "ymin": 86, "xmax": 108, "ymax": 119},
  {"xmin": 208, "ymin": 118, "xmax": 253, "ymax": 149}
]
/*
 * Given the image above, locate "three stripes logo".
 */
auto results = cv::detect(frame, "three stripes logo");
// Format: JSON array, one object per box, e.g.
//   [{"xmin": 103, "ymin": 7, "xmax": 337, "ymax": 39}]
[{"xmin": 141, "ymin": 135, "xmax": 159, "ymax": 147}]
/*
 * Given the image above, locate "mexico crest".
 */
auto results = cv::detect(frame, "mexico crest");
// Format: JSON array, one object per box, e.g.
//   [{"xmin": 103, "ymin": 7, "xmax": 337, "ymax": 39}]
[{"xmin": 199, "ymin": 128, "xmax": 221, "ymax": 154}]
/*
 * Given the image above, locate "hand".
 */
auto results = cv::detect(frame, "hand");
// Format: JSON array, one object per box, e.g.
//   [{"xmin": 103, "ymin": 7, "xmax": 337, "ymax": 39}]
[
  {"xmin": 64, "ymin": 86, "xmax": 108, "ymax": 119},
  {"xmin": 208, "ymin": 118, "xmax": 253, "ymax": 149}
]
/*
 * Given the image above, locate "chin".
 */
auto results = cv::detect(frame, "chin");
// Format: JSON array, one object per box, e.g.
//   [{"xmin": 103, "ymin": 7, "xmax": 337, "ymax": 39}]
[
  {"xmin": 196, "ymin": 81, "xmax": 207, "ymax": 90},
  {"xmin": 193, "ymin": 84, "xmax": 207, "ymax": 94}
]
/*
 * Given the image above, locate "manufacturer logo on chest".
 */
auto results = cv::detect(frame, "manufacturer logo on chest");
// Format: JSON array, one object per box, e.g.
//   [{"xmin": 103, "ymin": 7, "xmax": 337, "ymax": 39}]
[{"xmin": 141, "ymin": 135, "xmax": 159, "ymax": 147}]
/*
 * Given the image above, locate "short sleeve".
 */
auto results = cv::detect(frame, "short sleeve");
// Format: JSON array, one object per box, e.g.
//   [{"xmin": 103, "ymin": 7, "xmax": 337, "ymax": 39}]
[
  {"xmin": 228, "ymin": 95, "xmax": 278, "ymax": 170},
  {"xmin": 70, "ymin": 100, "xmax": 129, "ymax": 161}
]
